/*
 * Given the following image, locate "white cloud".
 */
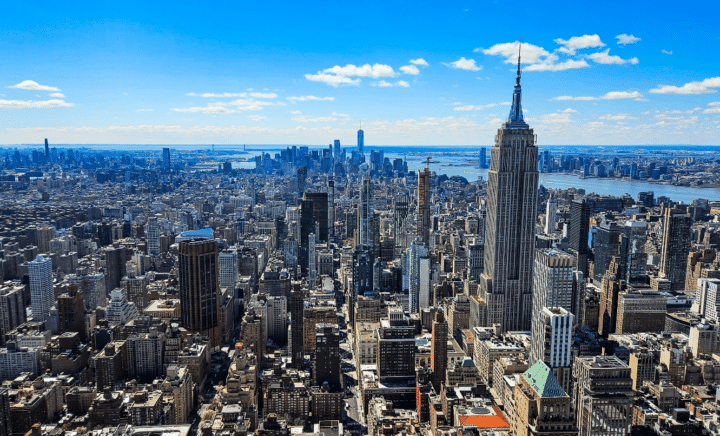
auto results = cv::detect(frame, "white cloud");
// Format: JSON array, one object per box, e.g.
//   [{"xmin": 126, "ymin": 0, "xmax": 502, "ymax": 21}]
[
  {"xmin": 290, "ymin": 110, "xmax": 302, "ymax": 114},
  {"xmin": 409, "ymin": 58, "xmax": 429, "ymax": 67},
  {"xmin": 49, "ymin": 92, "xmax": 65, "ymax": 98},
  {"xmin": 286, "ymin": 95, "xmax": 335, "ymax": 101},
  {"xmin": 703, "ymin": 102, "xmax": 720, "ymax": 114},
  {"xmin": 454, "ymin": 103, "xmax": 500, "ymax": 111},
  {"xmin": 331, "ymin": 112, "xmax": 349, "ymax": 117},
  {"xmin": 171, "ymin": 105, "xmax": 237, "ymax": 114},
  {"xmin": 172, "ymin": 98, "xmax": 274, "ymax": 114},
  {"xmin": 371, "ymin": 80, "xmax": 410, "ymax": 88},
  {"xmin": 0, "ymin": 99, "xmax": 74, "ymax": 108},
  {"xmin": 550, "ymin": 90, "xmax": 642, "ymax": 101},
  {"xmin": 478, "ymin": 41, "xmax": 550, "ymax": 64},
  {"xmin": 561, "ymin": 108, "xmax": 577, "ymax": 113},
  {"xmin": 534, "ymin": 112, "xmax": 573, "ymax": 124},
  {"xmin": 400, "ymin": 65, "xmax": 420, "ymax": 75},
  {"xmin": 249, "ymin": 92, "xmax": 277, "ymax": 99},
  {"xmin": 136, "ymin": 108, "xmax": 153, "ymax": 112},
  {"xmin": 525, "ymin": 57, "xmax": 590, "ymax": 72},
  {"xmin": 600, "ymin": 91, "xmax": 643, "ymax": 99},
  {"xmin": 586, "ymin": 49, "xmax": 639, "ymax": 65},
  {"xmin": 324, "ymin": 63, "xmax": 396, "ymax": 78},
  {"xmin": 615, "ymin": 33, "xmax": 641, "ymax": 46},
  {"xmin": 600, "ymin": 113, "xmax": 635, "ymax": 120},
  {"xmin": 9, "ymin": 80, "xmax": 60, "ymax": 91},
  {"xmin": 661, "ymin": 49, "xmax": 673, "ymax": 55},
  {"xmin": 304, "ymin": 73, "xmax": 362, "ymax": 87},
  {"xmin": 650, "ymin": 77, "xmax": 720, "ymax": 95},
  {"xmin": 443, "ymin": 57, "xmax": 481, "ymax": 71},
  {"xmin": 248, "ymin": 115, "xmax": 266, "ymax": 121},
  {"xmin": 553, "ymin": 34, "xmax": 605, "ymax": 55},
  {"xmin": 292, "ymin": 115, "xmax": 338, "ymax": 123},
  {"xmin": 187, "ymin": 92, "xmax": 247, "ymax": 97}
]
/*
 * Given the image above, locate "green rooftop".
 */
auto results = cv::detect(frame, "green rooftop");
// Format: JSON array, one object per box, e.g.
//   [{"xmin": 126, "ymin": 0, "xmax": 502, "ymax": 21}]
[{"xmin": 521, "ymin": 361, "xmax": 567, "ymax": 398}]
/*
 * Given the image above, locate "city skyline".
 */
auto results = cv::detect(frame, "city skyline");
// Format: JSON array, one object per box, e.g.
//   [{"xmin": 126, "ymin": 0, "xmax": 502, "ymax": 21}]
[{"xmin": 1, "ymin": 1, "xmax": 718, "ymax": 146}]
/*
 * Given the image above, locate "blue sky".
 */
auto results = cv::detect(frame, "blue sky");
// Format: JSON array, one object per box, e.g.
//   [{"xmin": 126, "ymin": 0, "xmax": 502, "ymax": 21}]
[{"xmin": 1, "ymin": 1, "xmax": 719, "ymax": 146}]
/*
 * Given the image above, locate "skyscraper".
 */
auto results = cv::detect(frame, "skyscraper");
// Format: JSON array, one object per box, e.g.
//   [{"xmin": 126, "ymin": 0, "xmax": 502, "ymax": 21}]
[
  {"xmin": 544, "ymin": 198, "xmax": 557, "ymax": 235},
  {"xmin": 333, "ymin": 139, "xmax": 341, "ymax": 159},
  {"xmin": 479, "ymin": 49, "xmax": 539, "ymax": 333},
  {"xmin": 303, "ymin": 192, "xmax": 329, "ymax": 242},
  {"xmin": 659, "ymin": 208, "xmax": 693, "ymax": 291},
  {"xmin": 358, "ymin": 177, "xmax": 375, "ymax": 249},
  {"xmin": 290, "ymin": 284, "xmax": 305, "ymax": 368},
  {"xmin": 407, "ymin": 238, "xmax": 430, "ymax": 313},
  {"xmin": 162, "ymin": 147, "xmax": 171, "ymax": 172},
  {"xmin": 531, "ymin": 307, "xmax": 574, "ymax": 394},
  {"xmin": 44, "ymin": 138, "xmax": 49, "ymax": 161},
  {"xmin": 314, "ymin": 324, "xmax": 341, "ymax": 390},
  {"xmin": 430, "ymin": 311, "xmax": 448, "ymax": 392},
  {"xmin": 568, "ymin": 197, "xmax": 590, "ymax": 276},
  {"xmin": 147, "ymin": 216, "xmax": 160, "ymax": 257},
  {"xmin": 178, "ymin": 239, "xmax": 221, "ymax": 347},
  {"xmin": 418, "ymin": 158, "xmax": 431, "ymax": 247},
  {"xmin": 357, "ymin": 126, "xmax": 364, "ymax": 154},
  {"xmin": 29, "ymin": 254, "xmax": 54, "ymax": 322},
  {"xmin": 478, "ymin": 147, "xmax": 487, "ymax": 169},
  {"xmin": 327, "ymin": 180, "xmax": 335, "ymax": 238}
]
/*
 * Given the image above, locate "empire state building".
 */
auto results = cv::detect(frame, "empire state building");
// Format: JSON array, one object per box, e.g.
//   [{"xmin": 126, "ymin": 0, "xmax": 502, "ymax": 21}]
[{"xmin": 479, "ymin": 48, "xmax": 539, "ymax": 332}]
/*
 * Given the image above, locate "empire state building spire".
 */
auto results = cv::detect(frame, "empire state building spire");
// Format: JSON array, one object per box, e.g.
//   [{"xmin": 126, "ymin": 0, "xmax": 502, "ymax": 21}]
[{"xmin": 506, "ymin": 43, "xmax": 528, "ymax": 129}]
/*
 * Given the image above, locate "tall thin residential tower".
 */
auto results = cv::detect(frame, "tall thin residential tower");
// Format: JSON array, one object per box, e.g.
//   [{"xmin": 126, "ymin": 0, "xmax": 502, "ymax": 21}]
[
  {"xmin": 479, "ymin": 47, "xmax": 539, "ymax": 332},
  {"xmin": 418, "ymin": 158, "xmax": 431, "ymax": 247}
]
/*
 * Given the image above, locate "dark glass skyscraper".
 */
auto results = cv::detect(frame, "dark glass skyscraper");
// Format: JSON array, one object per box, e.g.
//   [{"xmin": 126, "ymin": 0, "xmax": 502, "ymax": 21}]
[
  {"xmin": 479, "ymin": 49, "xmax": 539, "ymax": 333},
  {"xmin": 178, "ymin": 239, "xmax": 221, "ymax": 347},
  {"xmin": 568, "ymin": 197, "xmax": 590, "ymax": 275},
  {"xmin": 357, "ymin": 127, "xmax": 364, "ymax": 154}
]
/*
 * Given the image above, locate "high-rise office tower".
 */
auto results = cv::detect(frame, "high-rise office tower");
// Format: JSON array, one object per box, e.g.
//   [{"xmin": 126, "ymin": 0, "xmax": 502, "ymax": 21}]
[
  {"xmin": 592, "ymin": 221, "xmax": 623, "ymax": 283},
  {"xmin": 573, "ymin": 356, "xmax": 633, "ymax": 436},
  {"xmin": 162, "ymin": 147, "xmax": 171, "ymax": 172},
  {"xmin": 0, "ymin": 284, "xmax": 27, "ymax": 346},
  {"xmin": 297, "ymin": 166, "xmax": 308, "ymax": 198},
  {"xmin": 147, "ymin": 216, "xmax": 160, "ymax": 257},
  {"xmin": 531, "ymin": 307, "xmax": 574, "ymax": 394},
  {"xmin": 327, "ymin": 180, "xmax": 335, "ymax": 238},
  {"xmin": 303, "ymin": 192, "xmax": 329, "ymax": 242},
  {"xmin": 299, "ymin": 199, "xmax": 315, "ymax": 273},
  {"xmin": 394, "ymin": 195, "xmax": 410, "ymax": 253},
  {"xmin": 377, "ymin": 308, "xmax": 416, "ymax": 380},
  {"xmin": 218, "ymin": 249, "xmax": 238, "ymax": 291},
  {"xmin": 358, "ymin": 177, "xmax": 375, "ymax": 249},
  {"xmin": 621, "ymin": 220, "xmax": 648, "ymax": 284},
  {"xmin": 568, "ymin": 197, "xmax": 590, "ymax": 276},
  {"xmin": 430, "ymin": 311, "xmax": 448, "ymax": 392},
  {"xmin": 333, "ymin": 139, "xmax": 341, "ymax": 160},
  {"xmin": 479, "ymin": 49, "xmax": 539, "ymax": 333},
  {"xmin": 309, "ymin": 233, "xmax": 317, "ymax": 288},
  {"xmin": 659, "ymin": 208, "xmax": 693, "ymax": 291},
  {"xmin": 479, "ymin": 147, "xmax": 487, "ymax": 169},
  {"xmin": 267, "ymin": 295, "xmax": 287, "ymax": 346},
  {"xmin": 407, "ymin": 238, "xmax": 431, "ymax": 313},
  {"xmin": 290, "ymin": 284, "xmax": 305, "ymax": 368},
  {"xmin": 418, "ymin": 158, "xmax": 431, "ymax": 247},
  {"xmin": 29, "ymin": 254, "xmax": 54, "ymax": 322},
  {"xmin": 56, "ymin": 285, "xmax": 85, "ymax": 342},
  {"xmin": 44, "ymin": 138, "xmax": 49, "ymax": 161},
  {"xmin": 178, "ymin": 239, "xmax": 221, "ymax": 347},
  {"xmin": 358, "ymin": 126, "xmax": 364, "ymax": 154},
  {"xmin": 544, "ymin": 198, "xmax": 557, "ymax": 235},
  {"xmin": 532, "ymin": 249, "xmax": 576, "ymax": 319},
  {"xmin": 314, "ymin": 324, "xmax": 341, "ymax": 390}
]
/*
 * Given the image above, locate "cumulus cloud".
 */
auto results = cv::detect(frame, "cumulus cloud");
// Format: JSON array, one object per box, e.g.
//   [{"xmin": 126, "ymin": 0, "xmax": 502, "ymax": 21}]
[
  {"xmin": 453, "ymin": 103, "xmax": 506, "ymax": 111},
  {"xmin": 525, "ymin": 56, "xmax": 589, "ymax": 72},
  {"xmin": 478, "ymin": 42, "xmax": 550, "ymax": 64},
  {"xmin": 248, "ymin": 115, "xmax": 266, "ymax": 121},
  {"xmin": 615, "ymin": 34, "xmax": 641, "ymax": 46},
  {"xmin": 587, "ymin": 49, "xmax": 639, "ymax": 65},
  {"xmin": 0, "ymin": 99, "xmax": 74, "ymax": 108},
  {"xmin": 554, "ymin": 34, "xmax": 605, "ymax": 54},
  {"xmin": 292, "ymin": 115, "xmax": 338, "ymax": 123},
  {"xmin": 186, "ymin": 92, "xmax": 247, "ymax": 97},
  {"xmin": 324, "ymin": 63, "xmax": 396, "ymax": 78},
  {"xmin": 534, "ymin": 112, "xmax": 574, "ymax": 124},
  {"xmin": 9, "ymin": 80, "xmax": 61, "ymax": 91},
  {"xmin": 286, "ymin": 95, "xmax": 335, "ymax": 101},
  {"xmin": 443, "ymin": 57, "xmax": 481, "ymax": 71},
  {"xmin": 409, "ymin": 58, "xmax": 429, "ymax": 66},
  {"xmin": 600, "ymin": 113, "xmax": 635, "ymax": 120},
  {"xmin": 550, "ymin": 91, "xmax": 642, "ymax": 101},
  {"xmin": 400, "ymin": 65, "xmax": 420, "ymax": 75},
  {"xmin": 371, "ymin": 80, "xmax": 410, "ymax": 88},
  {"xmin": 650, "ymin": 77, "xmax": 720, "ymax": 95},
  {"xmin": 249, "ymin": 92, "xmax": 277, "ymax": 99},
  {"xmin": 305, "ymin": 73, "xmax": 362, "ymax": 87},
  {"xmin": 703, "ymin": 102, "xmax": 720, "ymax": 114},
  {"xmin": 49, "ymin": 92, "xmax": 65, "ymax": 98},
  {"xmin": 172, "ymin": 98, "xmax": 275, "ymax": 114}
]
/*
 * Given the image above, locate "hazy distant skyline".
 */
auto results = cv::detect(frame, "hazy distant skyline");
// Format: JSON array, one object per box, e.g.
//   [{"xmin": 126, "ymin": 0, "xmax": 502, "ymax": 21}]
[{"xmin": 1, "ymin": 2, "xmax": 718, "ymax": 146}]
